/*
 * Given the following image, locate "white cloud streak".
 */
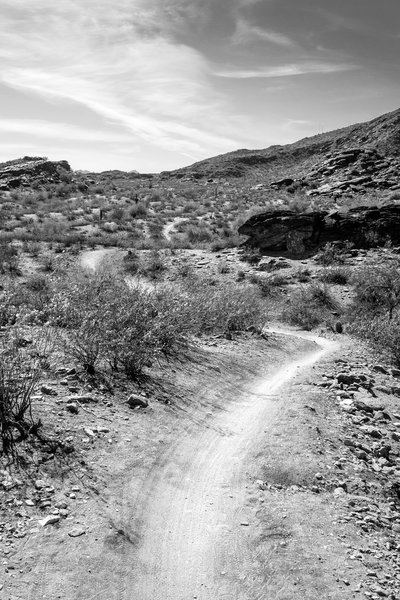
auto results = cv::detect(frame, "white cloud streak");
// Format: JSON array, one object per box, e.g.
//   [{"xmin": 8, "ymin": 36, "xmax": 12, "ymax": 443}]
[
  {"xmin": 0, "ymin": 119, "xmax": 134, "ymax": 142},
  {"xmin": 215, "ymin": 62, "xmax": 357, "ymax": 79},
  {"xmin": 232, "ymin": 17, "xmax": 295, "ymax": 47}
]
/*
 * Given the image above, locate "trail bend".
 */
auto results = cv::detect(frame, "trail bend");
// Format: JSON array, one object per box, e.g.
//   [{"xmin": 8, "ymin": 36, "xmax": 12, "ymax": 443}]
[{"xmin": 121, "ymin": 327, "xmax": 338, "ymax": 600}]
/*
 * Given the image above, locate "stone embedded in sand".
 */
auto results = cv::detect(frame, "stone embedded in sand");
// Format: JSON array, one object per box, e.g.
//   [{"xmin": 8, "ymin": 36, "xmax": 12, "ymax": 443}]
[
  {"xmin": 127, "ymin": 394, "xmax": 149, "ymax": 409},
  {"xmin": 38, "ymin": 515, "xmax": 60, "ymax": 527},
  {"xmin": 68, "ymin": 527, "xmax": 86, "ymax": 538}
]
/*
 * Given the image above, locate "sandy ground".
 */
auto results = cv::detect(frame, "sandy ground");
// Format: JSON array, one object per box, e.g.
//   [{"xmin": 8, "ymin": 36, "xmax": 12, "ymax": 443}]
[
  {"xmin": 2, "ymin": 325, "xmax": 369, "ymax": 600},
  {"xmin": 122, "ymin": 329, "xmax": 337, "ymax": 600}
]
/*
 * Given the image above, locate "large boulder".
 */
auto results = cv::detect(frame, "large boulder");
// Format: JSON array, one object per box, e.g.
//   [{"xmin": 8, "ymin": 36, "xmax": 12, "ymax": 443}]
[{"xmin": 238, "ymin": 204, "xmax": 400, "ymax": 257}]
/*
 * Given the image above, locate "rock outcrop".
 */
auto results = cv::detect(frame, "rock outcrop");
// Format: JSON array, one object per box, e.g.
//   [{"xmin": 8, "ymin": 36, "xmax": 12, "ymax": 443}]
[
  {"xmin": 0, "ymin": 156, "xmax": 71, "ymax": 190},
  {"xmin": 238, "ymin": 204, "xmax": 400, "ymax": 256},
  {"xmin": 270, "ymin": 146, "xmax": 400, "ymax": 197}
]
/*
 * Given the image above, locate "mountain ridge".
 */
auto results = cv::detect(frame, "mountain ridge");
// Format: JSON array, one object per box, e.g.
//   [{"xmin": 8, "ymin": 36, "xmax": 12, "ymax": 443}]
[{"xmin": 163, "ymin": 107, "xmax": 400, "ymax": 181}]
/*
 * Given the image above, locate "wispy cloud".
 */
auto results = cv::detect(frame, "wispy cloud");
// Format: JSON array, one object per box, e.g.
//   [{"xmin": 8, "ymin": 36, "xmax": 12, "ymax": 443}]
[
  {"xmin": 232, "ymin": 17, "xmax": 295, "ymax": 47},
  {"xmin": 0, "ymin": 119, "xmax": 134, "ymax": 142},
  {"xmin": 215, "ymin": 62, "xmax": 357, "ymax": 79},
  {"xmin": 0, "ymin": 0, "xmax": 239, "ymax": 159}
]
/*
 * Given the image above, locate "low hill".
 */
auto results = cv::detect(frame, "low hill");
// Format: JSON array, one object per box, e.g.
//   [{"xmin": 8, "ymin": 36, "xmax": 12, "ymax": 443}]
[{"xmin": 163, "ymin": 108, "xmax": 400, "ymax": 192}]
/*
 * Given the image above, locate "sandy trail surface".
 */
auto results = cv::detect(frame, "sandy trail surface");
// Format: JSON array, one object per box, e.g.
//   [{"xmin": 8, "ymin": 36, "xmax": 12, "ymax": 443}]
[
  {"xmin": 163, "ymin": 217, "xmax": 186, "ymax": 241},
  {"xmin": 119, "ymin": 329, "xmax": 337, "ymax": 600},
  {"xmin": 80, "ymin": 248, "xmax": 117, "ymax": 271}
]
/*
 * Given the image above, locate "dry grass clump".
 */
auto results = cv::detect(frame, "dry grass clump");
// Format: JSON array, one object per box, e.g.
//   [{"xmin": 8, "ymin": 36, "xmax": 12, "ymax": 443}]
[{"xmin": 319, "ymin": 266, "xmax": 349, "ymax": 285}]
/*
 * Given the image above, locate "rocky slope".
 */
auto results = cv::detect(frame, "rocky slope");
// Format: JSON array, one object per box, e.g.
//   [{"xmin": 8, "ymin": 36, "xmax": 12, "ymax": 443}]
[
  {"xmin": 0, "ymin": 156, "xmax": 71, "ymax": 190},
  {"xmin": 164, "ymin": 108, "xmax": 400, "ymax": 191}
]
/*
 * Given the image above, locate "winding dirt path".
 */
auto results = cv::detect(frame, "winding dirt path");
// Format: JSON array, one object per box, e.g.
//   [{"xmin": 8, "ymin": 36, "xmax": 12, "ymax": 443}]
[
  {"xmin": 163, "ymin": 217, "xmax": 186, "ymax": 242},
  {"xmin": 122, "ymin": 329, "xmax": 338, "ymax": 600}
]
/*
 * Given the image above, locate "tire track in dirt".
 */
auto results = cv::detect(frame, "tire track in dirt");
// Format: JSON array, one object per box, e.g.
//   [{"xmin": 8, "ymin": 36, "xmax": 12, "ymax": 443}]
[{"xmin": 122, "ymin": 328, "xmax": 338, "ymax": 600}]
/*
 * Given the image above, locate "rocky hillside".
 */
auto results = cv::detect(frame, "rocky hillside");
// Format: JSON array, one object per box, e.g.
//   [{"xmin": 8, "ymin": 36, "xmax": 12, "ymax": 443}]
[
  {"xmin": 0, "ymin": 156, "xmax": 71, "ymax": 190},
  {"xmin": 164, "ymin": 108, "xmax": 400, "ymax": 192}
]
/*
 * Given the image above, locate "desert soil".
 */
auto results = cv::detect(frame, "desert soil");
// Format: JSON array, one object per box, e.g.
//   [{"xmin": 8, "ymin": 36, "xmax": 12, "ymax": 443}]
[{"xmin": 3, "ymin": 323, "xmax": 383, "ymax": 600}]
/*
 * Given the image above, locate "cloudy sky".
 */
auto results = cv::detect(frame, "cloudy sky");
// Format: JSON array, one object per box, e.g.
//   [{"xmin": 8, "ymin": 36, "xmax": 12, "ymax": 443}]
[{"xmin": 0, "ymin": 0, "xmax": 399, "ymax": 172}]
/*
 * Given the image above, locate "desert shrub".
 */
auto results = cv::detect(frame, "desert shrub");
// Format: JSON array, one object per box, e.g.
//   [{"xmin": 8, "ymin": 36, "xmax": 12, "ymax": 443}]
[
  {"xmin": 186, "ymin": 224, "xmax": 212, "ymax": 243},
  {"xmin": 40, "ymin": 255, "xmax": 55, "ymax": 272},
  {"xmin": 0, "ymin": 328, "xmax": 47, "ymax": 456},
  {"xmin": 175, "ymin": 260, "xmax": 194, "ymax": 279},
  {"xmin": 350, "ymin": 315, "xmax": 400, "ymax": 366},
  {"xmin": 122, "ymin": 250, "xmax": 142, "ymax": 274},
  {"xmin": 319, "ymin": 266, "xmax": 349, "ymax": 285},
  {"xmin": 217, "ymin": 261, "xmax": 230, "ymax": 274},
  {"xmin": 236, "ymin": 270, "xmax": 246, "ymax": 282},
  {"xmin": 14, "ymin": 275, "xmax": 54, "ymax": 323},
  {"xmin": 0, "ymin": 243, "xmax": 20, "ymax": 275},
  {"xmin": 350, "ymin": 256, "xmax": 400, "ymax": 320},
  {"xmin": 315, "ymin": 242, "xmax": 353, "ymax": 265},
  {"xmin": 282, "ymin": 283, "xmax": 337, "ymax": 330},
  {"xmin": 129, "ymin": 203, "xmax": 148, "ymax": 219},
  {"xmin": 0, "ymin": 284, "xmax": 18, "ymax": 327},
  {"xmin": 183, "ymin": 279, "xmax": 268, "ymax": 334},
  {"xmin": 50, "ymin": 269, "xmax": 186, "ymax": 378},
  {"xmin": 269, "ymin": 273, "xmax": 289, "ymax": 287},
  {"xmin": 111, "ymin": 207, "xmax": 125, "ymax": 222},
  {"xmin": 297, "ymin": 268, "xmax": 311, "ymax": 282},
  {"xmin": 240, "ymin": 249, "xmax": 261, "ymax": 265},
  {"xmin": 141, "ymin": 250, "xmax": 167, "ymax": 279}
]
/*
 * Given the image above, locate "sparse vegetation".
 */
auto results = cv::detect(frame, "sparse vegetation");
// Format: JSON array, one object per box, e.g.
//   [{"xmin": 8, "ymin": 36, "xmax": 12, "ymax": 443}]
[{"xmin": 282, "ymin": 283, "xmax": 338, "ymax": 330}]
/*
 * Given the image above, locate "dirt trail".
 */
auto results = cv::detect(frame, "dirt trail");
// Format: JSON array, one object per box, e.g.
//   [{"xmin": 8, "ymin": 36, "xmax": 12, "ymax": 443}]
[
  {"xmin": 163, "ymin": 217, "xmax": 185, "ymax": 241},
  {"xmin": 80, "ymin": 248, "xmax": 117, "ymax": 271},
  {"xmin": 121, "ymin": 328, "xmax": 338, "ymax": 600}
]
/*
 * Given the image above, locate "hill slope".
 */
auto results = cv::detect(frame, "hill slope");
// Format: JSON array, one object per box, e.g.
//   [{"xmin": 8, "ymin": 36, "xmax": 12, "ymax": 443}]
[{"xmin": 164, "ymin": 108, "xmax": 400, "ymax": 183}]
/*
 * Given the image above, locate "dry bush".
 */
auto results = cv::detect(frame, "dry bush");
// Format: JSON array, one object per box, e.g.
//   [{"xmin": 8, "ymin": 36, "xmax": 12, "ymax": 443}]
[
  {"xmin": 315, "ymin": 242, "xmax": 352, "ymax": 265},
  {"xmin": 0, "ymin": 328, "xmax": 48, "ymax": 456},
  {"xmin": 319, "ymin": 266, "xmax": 349, "ymax": 285},
  {"xmin": 181, "ymin": 279, "xmax": 268, "ymax": 334},
  {"xmin": 0, "ymin": 243, "xmax": 20, "ymax": 275},
  {"xmin": 282, "ymin": 283, "xmax": 337, "ymax": 330},
  {"xmin": 350, "ymin": 315, "xmax": 400, "ymax": 366},
  {"xmin": 350, "ymin": 256, "xmax": 400, "ymax": 320}
]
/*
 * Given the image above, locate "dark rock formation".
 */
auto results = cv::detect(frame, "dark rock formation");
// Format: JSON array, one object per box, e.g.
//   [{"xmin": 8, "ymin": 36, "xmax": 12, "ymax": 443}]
[
  {"xmin": 238, "ymin": 204, "xmax": 400, "ymax": 257},
  {"xmin": 0, "ymin": 156, "xmax": 71, "ymax": 190}
]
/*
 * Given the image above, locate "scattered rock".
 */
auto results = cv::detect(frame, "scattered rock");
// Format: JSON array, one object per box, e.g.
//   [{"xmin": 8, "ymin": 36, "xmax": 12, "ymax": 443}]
[
  {"xmin": 68, "ymin": 527, "xmax": 86, "ymax": 538},
  {"xmin": 38, "ymin": 515, "xmax": 60, "ymax": 527},
  {"xmin": 127, "ymin": 394, "xmax": 149, "ymax": 409}
]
